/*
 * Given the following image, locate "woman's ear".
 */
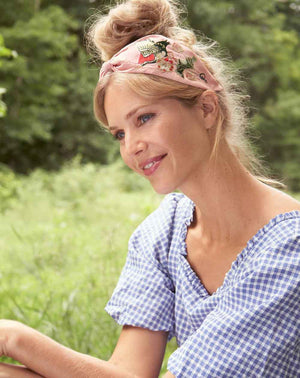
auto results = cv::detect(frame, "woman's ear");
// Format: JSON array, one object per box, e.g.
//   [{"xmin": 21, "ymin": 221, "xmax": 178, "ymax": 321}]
[{"xmin": 197, "ymin": 90, "xmax": 219, "ymax": 130}]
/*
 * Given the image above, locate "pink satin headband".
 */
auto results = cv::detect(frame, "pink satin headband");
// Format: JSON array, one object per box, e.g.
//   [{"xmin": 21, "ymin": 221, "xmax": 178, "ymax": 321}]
[{"xmin": 99, "ymin": 35, "xmax": 223, "ymax": 92}]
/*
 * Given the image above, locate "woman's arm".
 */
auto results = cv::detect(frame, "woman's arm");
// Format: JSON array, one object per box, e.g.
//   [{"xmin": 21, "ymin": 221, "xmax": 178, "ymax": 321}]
[
  {"xmin": 0, "ymin": 320, "xmax": 168, "ymax": 378},
  {"xmin": 0, "ymin": 362, "xmax": 43, "ymax": 377},
  {"xmin": 0, "ymin": 320, "xmax": 134, "ymax": 377},
  {"xmin": 109, "ymin": 325, "xmax": 168, "ymax": 378}
]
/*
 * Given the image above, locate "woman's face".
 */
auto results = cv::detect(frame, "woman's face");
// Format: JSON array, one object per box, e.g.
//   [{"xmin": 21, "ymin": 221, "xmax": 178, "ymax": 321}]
[{"xmin": 104, "ymin": 81, "xmax": 214, "ymax": 194}]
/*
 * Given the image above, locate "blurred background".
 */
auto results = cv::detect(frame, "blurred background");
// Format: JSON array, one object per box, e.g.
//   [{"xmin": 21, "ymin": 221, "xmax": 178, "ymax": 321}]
[{"xmin": 0, "ymin": 0, "xmax": 300, "ymax": 189}]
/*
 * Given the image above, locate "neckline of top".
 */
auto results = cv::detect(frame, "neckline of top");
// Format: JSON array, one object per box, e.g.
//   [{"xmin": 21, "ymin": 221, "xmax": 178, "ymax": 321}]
[
  {"xmin": 179, "ymin": 196, "xmax": 300, "ymax": 257},
  {"xmin": 177, "ymin": 196, "xmax": 300, "ymax": 296}
]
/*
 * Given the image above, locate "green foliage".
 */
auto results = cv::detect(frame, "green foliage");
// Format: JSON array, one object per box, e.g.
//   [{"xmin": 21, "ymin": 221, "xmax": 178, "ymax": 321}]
[
  {"xmin": 0, "ymin": 165, "xmax": 19, "ymax": 212},
  {"xmin": 254, "ymin": 90, "xmax": 300, "ymax": 189},
  {"xmin": 0, "ymin": 87, "xmax": 6, "ymax": 118},
  {"xmin": 187, "ymin": 0, "xmax": 300, "ymax": 189},
  {"xmin": 0, "ymin": 3, "xmax": 117, "ymax": 172},
  {"xmin": 0, "ymin": 34, "xmax": 12, "ymax": 60},
  {"xmin": 0, "ymin": 162, "xmax": 174, "ymax": 375},
  {"xmin": 0, "ymin": 34, "xmax": 14, "ymax": 117},
  {"xmin": 0, "ymin": 0, "xmax": 37, "ymax": 27},
  {"xmin": 0, "ymin": 6, "xmax": 78, "ymax": 140}
]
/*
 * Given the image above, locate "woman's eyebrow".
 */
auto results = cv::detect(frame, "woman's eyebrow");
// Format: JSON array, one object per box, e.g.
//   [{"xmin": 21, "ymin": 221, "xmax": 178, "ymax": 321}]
[
  {"xmin": 125, "ymin": 104, "xmax": 152, "ymax": 120},
  {"xmin": 108, "ymin": 103, "xmax": 155, "ymax": 130}
]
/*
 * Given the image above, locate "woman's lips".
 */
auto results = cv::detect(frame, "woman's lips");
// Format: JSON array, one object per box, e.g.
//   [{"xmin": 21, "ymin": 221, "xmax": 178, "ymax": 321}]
[{"xmin": 141, "ymin": 154, "xmax": 167, "ymax": 176}]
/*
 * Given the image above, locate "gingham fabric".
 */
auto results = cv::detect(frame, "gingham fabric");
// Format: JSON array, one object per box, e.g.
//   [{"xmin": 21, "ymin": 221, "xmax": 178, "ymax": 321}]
[{"xmin": 105, "ymin": 193, "xmax": 300, "ymax": 377}]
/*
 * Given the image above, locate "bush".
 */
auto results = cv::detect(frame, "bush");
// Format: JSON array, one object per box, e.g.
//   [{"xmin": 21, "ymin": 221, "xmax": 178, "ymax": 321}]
[{"xmin": 0, "ymin": 165, "xmax": 19, "ymax": 213}]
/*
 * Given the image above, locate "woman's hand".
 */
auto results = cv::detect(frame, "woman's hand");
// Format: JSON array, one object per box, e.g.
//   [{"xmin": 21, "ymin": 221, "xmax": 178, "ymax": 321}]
[
  {"xmin": 0, "ymin": 320, "xmax": 42, "ymax": 376},
  {"xmin": 0, "ymin": 320, "xmax": 23, "ymax": 359},
  {"xmin": 0, "ymin": 362, "xmax": 43, "ymax": 377}
]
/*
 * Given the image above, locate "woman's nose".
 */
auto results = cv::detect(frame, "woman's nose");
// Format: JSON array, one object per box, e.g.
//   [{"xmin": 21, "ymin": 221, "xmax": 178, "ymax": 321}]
[{"xmin": 125, "ymin": 132, "xmax": 146, "ymax": 156}]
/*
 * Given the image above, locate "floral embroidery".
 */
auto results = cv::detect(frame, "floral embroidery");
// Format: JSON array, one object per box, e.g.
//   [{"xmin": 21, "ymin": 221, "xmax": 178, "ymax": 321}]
[
  {"xmin": 176, "ymin": 57, "xmax": 196, "ymax": 77},
  {"xmin": 184, "ymin": 69, "xmax": 199, "ymax": 81},
  {"xmin": 157, "ymin": 57, "xmax": 175, "ymax": 72},
  {"xmin": 136, "ymin": 39, "xmax": 205, "ymax": 81},
  {"xmin": 137, "ymin": 40, "xmax": 169, "ymax": 65}
]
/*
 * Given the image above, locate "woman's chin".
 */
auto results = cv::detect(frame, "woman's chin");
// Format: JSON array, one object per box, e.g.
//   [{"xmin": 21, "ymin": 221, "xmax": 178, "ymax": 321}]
[{"xmin": 151, "ymin": 183, "xmax": 176, "ymax": 195}]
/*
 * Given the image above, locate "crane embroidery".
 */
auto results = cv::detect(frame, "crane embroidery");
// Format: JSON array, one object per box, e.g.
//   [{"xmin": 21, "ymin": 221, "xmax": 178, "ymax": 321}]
[{"xmin": 137, "ymin": 39, "xmax": 170, "ymax": 65}]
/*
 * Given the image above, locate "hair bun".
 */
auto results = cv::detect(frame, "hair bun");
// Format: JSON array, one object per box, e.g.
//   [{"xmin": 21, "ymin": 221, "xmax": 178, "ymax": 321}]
[{"xmin": 88, "ymin": 0, "xmax": 196, "ymax": 61}]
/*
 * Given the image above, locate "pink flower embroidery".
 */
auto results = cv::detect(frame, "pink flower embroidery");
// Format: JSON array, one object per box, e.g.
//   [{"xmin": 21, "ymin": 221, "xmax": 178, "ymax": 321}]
[
  {"xmin": 157, "ymin": 57, "xmax": 175, "ymax": 72},
  {"xmin": 184, "ymin": 69, "xmax": 199, "ymax": 81}
]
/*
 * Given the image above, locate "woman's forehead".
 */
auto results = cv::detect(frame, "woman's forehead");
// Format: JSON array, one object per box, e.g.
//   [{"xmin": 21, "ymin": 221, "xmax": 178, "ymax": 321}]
[{"xmin": 104, "ymin": 82, "xmax": 149, "ymax": 124}]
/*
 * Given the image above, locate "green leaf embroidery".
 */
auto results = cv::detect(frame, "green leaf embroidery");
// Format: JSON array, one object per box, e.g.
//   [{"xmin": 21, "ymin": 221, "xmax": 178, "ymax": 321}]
[{"xmin": 176, "ymin": 57, "xmax": 196, "ymax": 77}]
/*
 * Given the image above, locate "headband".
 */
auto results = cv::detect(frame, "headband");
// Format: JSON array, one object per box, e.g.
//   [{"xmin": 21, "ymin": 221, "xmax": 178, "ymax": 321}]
[{"xmin": 99, "ymin": 34, "xmax": 223, "ymax": 92}]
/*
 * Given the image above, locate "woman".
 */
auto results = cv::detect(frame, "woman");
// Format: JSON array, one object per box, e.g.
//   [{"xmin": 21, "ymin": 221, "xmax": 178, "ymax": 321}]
[{"xmin": 1, "ymin": 0, "xmax": 300, "ymax": 377}]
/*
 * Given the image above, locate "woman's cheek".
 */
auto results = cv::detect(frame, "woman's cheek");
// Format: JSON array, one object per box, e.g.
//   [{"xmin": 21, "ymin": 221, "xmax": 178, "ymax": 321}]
[
  {"xmin": 121, "ymin": 153, "xmax": 135, "ymax": 172},
  {"xmin": 120, "ymin": 148, "xmax": 127, "ymax": 164}
]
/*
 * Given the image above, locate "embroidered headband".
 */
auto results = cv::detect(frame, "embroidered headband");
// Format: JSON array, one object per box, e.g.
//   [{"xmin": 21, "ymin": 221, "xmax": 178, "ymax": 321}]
[{"xmin": 99, "ymin": 34, "xmax": 223, "ymax": 92}]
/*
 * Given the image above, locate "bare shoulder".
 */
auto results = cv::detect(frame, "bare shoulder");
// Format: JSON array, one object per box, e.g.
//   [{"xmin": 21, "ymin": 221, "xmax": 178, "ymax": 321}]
[{"xmin": 268, "ymin": 186, "xmax": 300, "ymax": 213}]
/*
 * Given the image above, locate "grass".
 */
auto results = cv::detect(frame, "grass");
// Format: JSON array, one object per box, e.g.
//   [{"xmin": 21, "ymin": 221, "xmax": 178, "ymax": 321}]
[{"xmin": 0, "ymin": 159, "xmax": 176, "ymax": 375}]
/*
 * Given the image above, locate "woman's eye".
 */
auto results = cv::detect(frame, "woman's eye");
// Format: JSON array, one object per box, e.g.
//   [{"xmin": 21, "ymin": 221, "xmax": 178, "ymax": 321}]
[
  {"xmin": 138, "ymin": 113, "xmax": 154, "ymax": 125},
  {"xmin": 114, "ymin": 130, "xmax": 125, "ymax": 140}
]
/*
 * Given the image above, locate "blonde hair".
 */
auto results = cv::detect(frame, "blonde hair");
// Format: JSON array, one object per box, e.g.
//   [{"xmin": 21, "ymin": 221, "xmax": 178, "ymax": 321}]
[{"xmin": 86, "ymin": 0, "xmax": 282, "ymax": 185}]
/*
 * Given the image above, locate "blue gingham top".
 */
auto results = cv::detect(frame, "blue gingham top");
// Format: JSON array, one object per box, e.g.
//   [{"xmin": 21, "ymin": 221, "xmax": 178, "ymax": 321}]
[{"xmin": 105, "ymin": 193, "xmax": 300, "ymax": 377}]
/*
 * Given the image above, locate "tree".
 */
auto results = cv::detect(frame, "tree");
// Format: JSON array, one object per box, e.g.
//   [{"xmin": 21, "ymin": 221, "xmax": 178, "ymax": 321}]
[
  {"xmin": 0, "ymin": 4, "xmax": 116, "ymax": 172},
  {"xmin": 187, "ymin": 0, "xmax": 300, "ymax": 190},
  {"xmin": 0, "ymin": 34, "xmax": 15, "ymax": 118}
]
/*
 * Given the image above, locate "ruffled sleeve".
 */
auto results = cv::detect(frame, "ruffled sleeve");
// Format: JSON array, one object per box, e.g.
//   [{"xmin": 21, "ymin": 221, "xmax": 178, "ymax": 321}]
[{"xmin": 105, "ymin": 193, "xmax": 183, "ymax": 336}]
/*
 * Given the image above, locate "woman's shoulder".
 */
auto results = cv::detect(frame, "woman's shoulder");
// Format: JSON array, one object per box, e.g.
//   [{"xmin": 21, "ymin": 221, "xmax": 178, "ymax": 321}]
[
  {"xmin": 252, "ymin": 205, "xmax": 300, "ymax": 251},
  {"xmin": 128, "ymin": 192, "xmax": 193, "ymax": 256},
  {"xmin": 243, "ymin": 208, "xmax": 300, "ymax": 274},
  {"xmin": 255, "ymin": 186, "xmax": 300, "ymax": 242},
  {"xmin": 266, "ymin": 185, "xmax": 300, "ymax": 214},
  {"xmin": 232, "ymin": 209, "xmax": 300, "ymax": 300},
  {"xmin": 134, "ymin": 192, "xmax": 191, "ymax": 234}
]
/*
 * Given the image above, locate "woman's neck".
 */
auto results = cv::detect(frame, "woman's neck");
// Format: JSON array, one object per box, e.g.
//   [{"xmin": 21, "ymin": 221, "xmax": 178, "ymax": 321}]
[{"xmin": 179, "ymin": 143, "xmax": 272, "ymax": 246}]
